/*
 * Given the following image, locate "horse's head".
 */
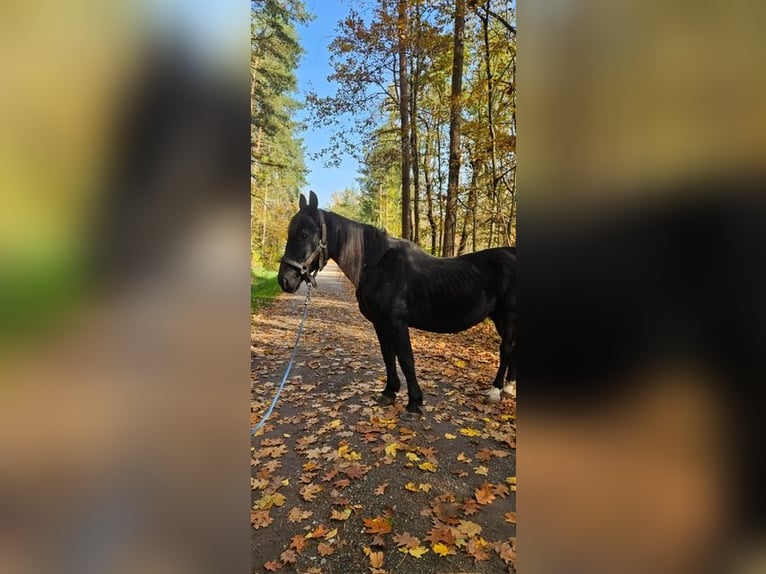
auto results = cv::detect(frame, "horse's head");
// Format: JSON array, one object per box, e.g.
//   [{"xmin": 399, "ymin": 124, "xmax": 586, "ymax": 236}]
[{"xmin": 278, "ymin": 190, "xmax": 328, "ymax": 292}]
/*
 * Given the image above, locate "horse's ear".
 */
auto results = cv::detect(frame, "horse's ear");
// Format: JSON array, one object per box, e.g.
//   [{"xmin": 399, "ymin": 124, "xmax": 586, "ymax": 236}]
[
  {"xmin": 299, "ymin": 194, "xmax": 307, "ymax": 209},
  {"xmin": 309, "ymin": 190, "xmax": 318, "ymax": 209}
]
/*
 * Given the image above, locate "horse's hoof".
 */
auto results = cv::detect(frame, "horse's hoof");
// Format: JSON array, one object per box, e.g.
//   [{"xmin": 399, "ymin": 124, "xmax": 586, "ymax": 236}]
[
  {"xmin": 401, "ymin": 410, "xmax": 423, "ymax": 421},
  {"xmin": 503, "ymin": 382, "xmax": 516, "ymax": 397},
  {"xmin": 376, "ymin": 394, "xmax": 396, "ymax": 406},
  {"xmin": 487, "ymin": 387, "xmax": 502, "ymax": 403}
]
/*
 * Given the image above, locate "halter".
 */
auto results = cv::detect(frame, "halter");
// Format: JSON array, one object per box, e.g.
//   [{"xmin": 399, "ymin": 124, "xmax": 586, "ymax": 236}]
[{"xmin": 280, "ymin": 209, "xmax": 328, "ymax": 288}]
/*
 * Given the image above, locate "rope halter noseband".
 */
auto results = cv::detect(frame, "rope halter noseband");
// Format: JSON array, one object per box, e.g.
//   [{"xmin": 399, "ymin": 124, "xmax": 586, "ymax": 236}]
[{"xmin": 280, "ymin": 209, "xmax": 328, "ymax": 288}]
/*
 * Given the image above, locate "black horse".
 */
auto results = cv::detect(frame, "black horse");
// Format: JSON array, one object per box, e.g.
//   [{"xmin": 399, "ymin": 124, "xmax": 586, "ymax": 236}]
[{"xmin": 278, "ymin": 191, "xmax": 516, "ymax": 418}]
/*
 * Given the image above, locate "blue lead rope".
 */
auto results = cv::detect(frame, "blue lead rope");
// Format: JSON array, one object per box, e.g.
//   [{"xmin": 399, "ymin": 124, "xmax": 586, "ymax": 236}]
[{"xmin": 251, "ymin": 285, "xmax": 312, "ymax": 436}]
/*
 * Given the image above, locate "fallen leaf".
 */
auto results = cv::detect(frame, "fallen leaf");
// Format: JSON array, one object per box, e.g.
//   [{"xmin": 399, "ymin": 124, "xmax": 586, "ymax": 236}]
[
  {"xmin": 287, "ymin": 507, "xmax": 312, "ymax": 523},
  {"xmin": 457, "ymin": 520, "xmax": 483, "ymax": 538},
  {"xmin": 330, "ymin": 508, "xmax": 352, "ymax": 521},
  {"xmin": 333, "ymin": 478, "xmax": 351, "ymax": 489},
  {"xmin": 324, "ymin": 528, "xmax": 338, "ymax": 540},
  {"xmin": 408, "ymin": 546, "xmax": 429, "ymax": 558},
  {"xmin": 505, "ymin": 511, "xmax": 517, "ymax": 524},
  {"xmin": 280, "ymin": 549, "xmax": 297, "ymax": 565},
  {"xmin": 418, "ymin": 461, "xmax": 437, "ymax": 472},
  {"xmin": 474, "ymin": 465, "xmax": 489, "ymax": 476},
  {"xmin": 299, "ymin": 483, "xmax": 323, "ymax": 502},
  {"xmin": 317, "ymin": 542, "xmax": 335, "ymax": 557},
  {"xmin": 444, "ymin": 433, "xmax": 457, "ymax": 440},
  {"xmin": 441, "ymin": 537, "xmax": 463, "ymax": 556},
  {"xmin": 418, "ymin": 483, "xmax": 432, "ymax": 492},
  {"xmin": 263, "ymin": 560, "xmax": 282, "ymax": 571},
  {"xmin": 306, "ymin": 524, "xmax": 328, "ymax": 539},
  {"xmin": 374, "ymin": 482, "xmax": 389, "ymax": 495},
  {"xmin": 404, "ymin": 482, "xmax": 419, "ymax": 492},
  {"xmin": 476, "ymin": 448, "xmax": 493, "ymax": 462},
  {"xmin": 364, "ymin": 515, "xmax": 393, "ymax": 535},
  {"xmin": 289, "ymin": 534, "xmax": 306, "ymax": 552},
  {"xmin": 495, "ymin": 539, "xmax": 517, "ymax": 565},
  {"xmin": 251, "ymin": 509, "xmax": 273, "ymax": 529},
  {"xmin": 393, "ymin": 532, "xmax": 420, "ymax": 550},
  {"xmin": 459, "ymin": 427, "xmax": 482, "ymax": 437},
  {"xmin": 475, "ymin": 482, "xmax": 496, "ymax": 505},
  {"xmin": 363, "ymin": 546, "xmax": 385, "ymax": 568},
  {"xmin": 466, "ymin": 537, "xmax": 490, "ymax": 561},
  {"xmin": 406, "ymin": 452, "xmax": 421, "ymax": 462}
]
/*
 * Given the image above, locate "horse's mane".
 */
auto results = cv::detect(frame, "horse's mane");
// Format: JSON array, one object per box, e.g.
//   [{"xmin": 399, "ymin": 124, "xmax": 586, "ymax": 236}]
[{"xmin": 325, "ymin": 210, "xmax": 391, "ymax": 288}]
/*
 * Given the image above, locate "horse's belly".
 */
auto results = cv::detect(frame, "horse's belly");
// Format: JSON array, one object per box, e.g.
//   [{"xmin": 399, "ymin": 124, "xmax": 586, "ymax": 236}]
[{"xmin": 409, "ymin": 304, "xmax": 489, "ymax": 333}]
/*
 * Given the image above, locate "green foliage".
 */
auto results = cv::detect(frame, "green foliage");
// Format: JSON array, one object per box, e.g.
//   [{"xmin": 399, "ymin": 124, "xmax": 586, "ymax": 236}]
[
  {"xmin": 252, "ymin": 268, "xmax": 281, "ymax": 313},
  {"xmin": 251, "ymin": 0, "xmax": 310, "ymax": 269}
]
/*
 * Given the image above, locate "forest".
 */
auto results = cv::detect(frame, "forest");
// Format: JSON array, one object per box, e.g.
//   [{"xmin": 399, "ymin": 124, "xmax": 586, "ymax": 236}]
[{"xmin": 252, "ymin": 0, "xmax": 516, "ymax": 269}]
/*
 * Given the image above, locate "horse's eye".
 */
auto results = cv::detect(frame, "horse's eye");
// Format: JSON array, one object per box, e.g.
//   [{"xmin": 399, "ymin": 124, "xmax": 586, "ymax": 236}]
[{"xmin": 300, "ymin": 230, "xmax": 309, "ymax": 239}]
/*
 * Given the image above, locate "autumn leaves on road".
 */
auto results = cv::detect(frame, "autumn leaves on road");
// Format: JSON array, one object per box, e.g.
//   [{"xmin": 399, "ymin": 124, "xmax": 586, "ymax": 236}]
[{"xmin": 251, "ymin": 274, "xmax": 515, "ymax": 573}]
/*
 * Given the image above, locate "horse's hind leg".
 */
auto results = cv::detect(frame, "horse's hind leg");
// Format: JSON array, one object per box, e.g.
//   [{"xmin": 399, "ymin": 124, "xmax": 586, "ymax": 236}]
[
  {"xmin": 489, "ymin": 314, "xmax": 515, "ymax": 403},
  {"xmin": 373, "ymin": 323, "xmax": 400, "ymax": 405}
]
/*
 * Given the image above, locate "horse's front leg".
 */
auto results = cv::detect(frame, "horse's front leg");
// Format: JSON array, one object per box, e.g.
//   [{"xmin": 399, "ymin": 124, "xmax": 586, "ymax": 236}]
[
  {"xmin": 390, "ymin": 321, "xmax": 423, "ymax": 419},
  {"xmin": 373, "ymin": 323, "xmax": 400, "ymax": 405}
]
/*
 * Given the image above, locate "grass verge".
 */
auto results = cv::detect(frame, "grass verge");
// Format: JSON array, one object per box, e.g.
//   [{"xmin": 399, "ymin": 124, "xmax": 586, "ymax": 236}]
[{"xmin": 252, "ymin": 268, "xmax": 281, "ymax": 313}]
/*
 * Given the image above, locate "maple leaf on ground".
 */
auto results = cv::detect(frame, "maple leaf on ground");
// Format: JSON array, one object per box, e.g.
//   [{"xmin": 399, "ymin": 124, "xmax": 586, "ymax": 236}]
[
  {"xmin": 459, "ymin": 427, "xmax": 482, "ymax": 437},
  {"xmin": 286, "ymin": 507, "xmax": 312, "ymax": 523},
  {"xmin": 321, "ymin": 469, "xmax": 339, "ymax": 482},
  {"xmin": 475, "ymin": 482, "xmax": 496, "ymax": 505},
  {"xmin": 462, "ymin": 497, "xmax": 480, "ymax": 515},
  {"xmin": 431, "ymin": 501, "xmax": 461, "ymax": 524},
  {"xmin": 432, "ymin": 542, "xmax": 454, "ymax": 556},
  {"xmin": 457, "ymin": 520, "xmax": 483, "ymax": 538},
  {"xmin": 364, "ymin": 515, "xmax": 393, "ymax": 535},
  {"xmin": 289, "ymin": 534, "xmax": 306, "ymax": 552},
  {"xmin": 330, "ymin": 508, "xmax": 352, "ymax": 521},
  {"xmin": 341, "ymin": 461, "xmax": 367, "ymax": 479},
  {"xmin": 253, "ymin": 492, "xmax": 286, "ymax": 510},
  {"xmin": 475, "ymin": 447, "xmax": 493, "ymax": 462},
  {"xmin": 333, "ymin": 478, "xmax": 351, "ymax": 489},
  {"xmin": 474, "ymin": 465, "xmax": 489, "ymax": 476},
  {"xmin": 263, "ymin": 560, "xmax": 282, "ymax": 571},
  {"xmin": 263, "ymin": 460, "xmax": 282, "ymax": 473},
  {"xmin": 317, "ymin": 542, "xmax": 335, "ymax": 557},
  {"xmin": 374, "ymin": 482, "xmax": 389, "ymax": 495},
  {"xmin": 418, "ymin": 461, "xmax": 437, "ymax": 472},
  {"xmin": 306, "ymin": 524, "xmax": 328, "ymax": 539},
  {"xmin": 425, "ymin": 524, "xmax": 456, "ymax": 546},
  {"xmin": 251, "ymin": 509, "xmax": 273, "ymax": 529},
  {"xmin": 280, "ymin": 549, "xmax": 297, "ymax": 565},
  {"xmin": 495, "ymin": 540, "xmax": 517, "ymax": 565},
  {"xmin": 493, "ymin": 483, "xmax": 511, "ymax": 498},
  {"xmin": 466, "ymin": 537, "xmax": 491, "ymax": 561},
  {"xmin": 393, "ymin": 532, "xmax": 420, "ymax": 550},
  {"xmin": 504, "ymin": 511, "xmax": 517, "ymax": 524},
  {"xmin": 299, "ymin": 483, "xmax": 323, "ymax": 502},
  {"xmin": 404, "ymin": 482, "xmax": 419, "ymax": 492}
]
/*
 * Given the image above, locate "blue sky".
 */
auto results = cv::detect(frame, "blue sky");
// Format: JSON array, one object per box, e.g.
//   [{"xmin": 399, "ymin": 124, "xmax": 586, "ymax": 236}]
[{"xmin": 295, "ymin": 0, "xmax": 361, "ymax": 207}]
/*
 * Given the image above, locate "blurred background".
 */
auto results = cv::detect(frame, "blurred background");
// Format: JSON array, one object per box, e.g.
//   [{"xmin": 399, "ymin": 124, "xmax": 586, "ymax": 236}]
[
  {"xmin": 519, "ymin": 0, "xmax": 766, "ymax": 573},
  {"xmin": 0, "ymin": 1, "xmax": 250, "ymax": 573},
  {"xmin": 2, "ymin": 0, "xmax": 766, "ymax": 573}
]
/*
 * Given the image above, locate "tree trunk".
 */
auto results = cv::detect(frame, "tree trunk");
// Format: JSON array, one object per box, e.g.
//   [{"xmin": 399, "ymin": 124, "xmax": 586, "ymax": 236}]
[
  {"xmin": 457, "ymin": 161, "xmax": 477, "ymax": 255},
  {"xmin": 442, "ymin": 0, "xmax": 465, "ymax": 257},
  {"xmin": 410, "ymin": 64, "xmax": 420, "ymax": 245},
  {"xmin": 398, "ymin": 0, "xmax": 412, "ymax": 241},
  {"xmin": 423, "ymin": 130, "xmax": 437, "ymax": 255}
]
